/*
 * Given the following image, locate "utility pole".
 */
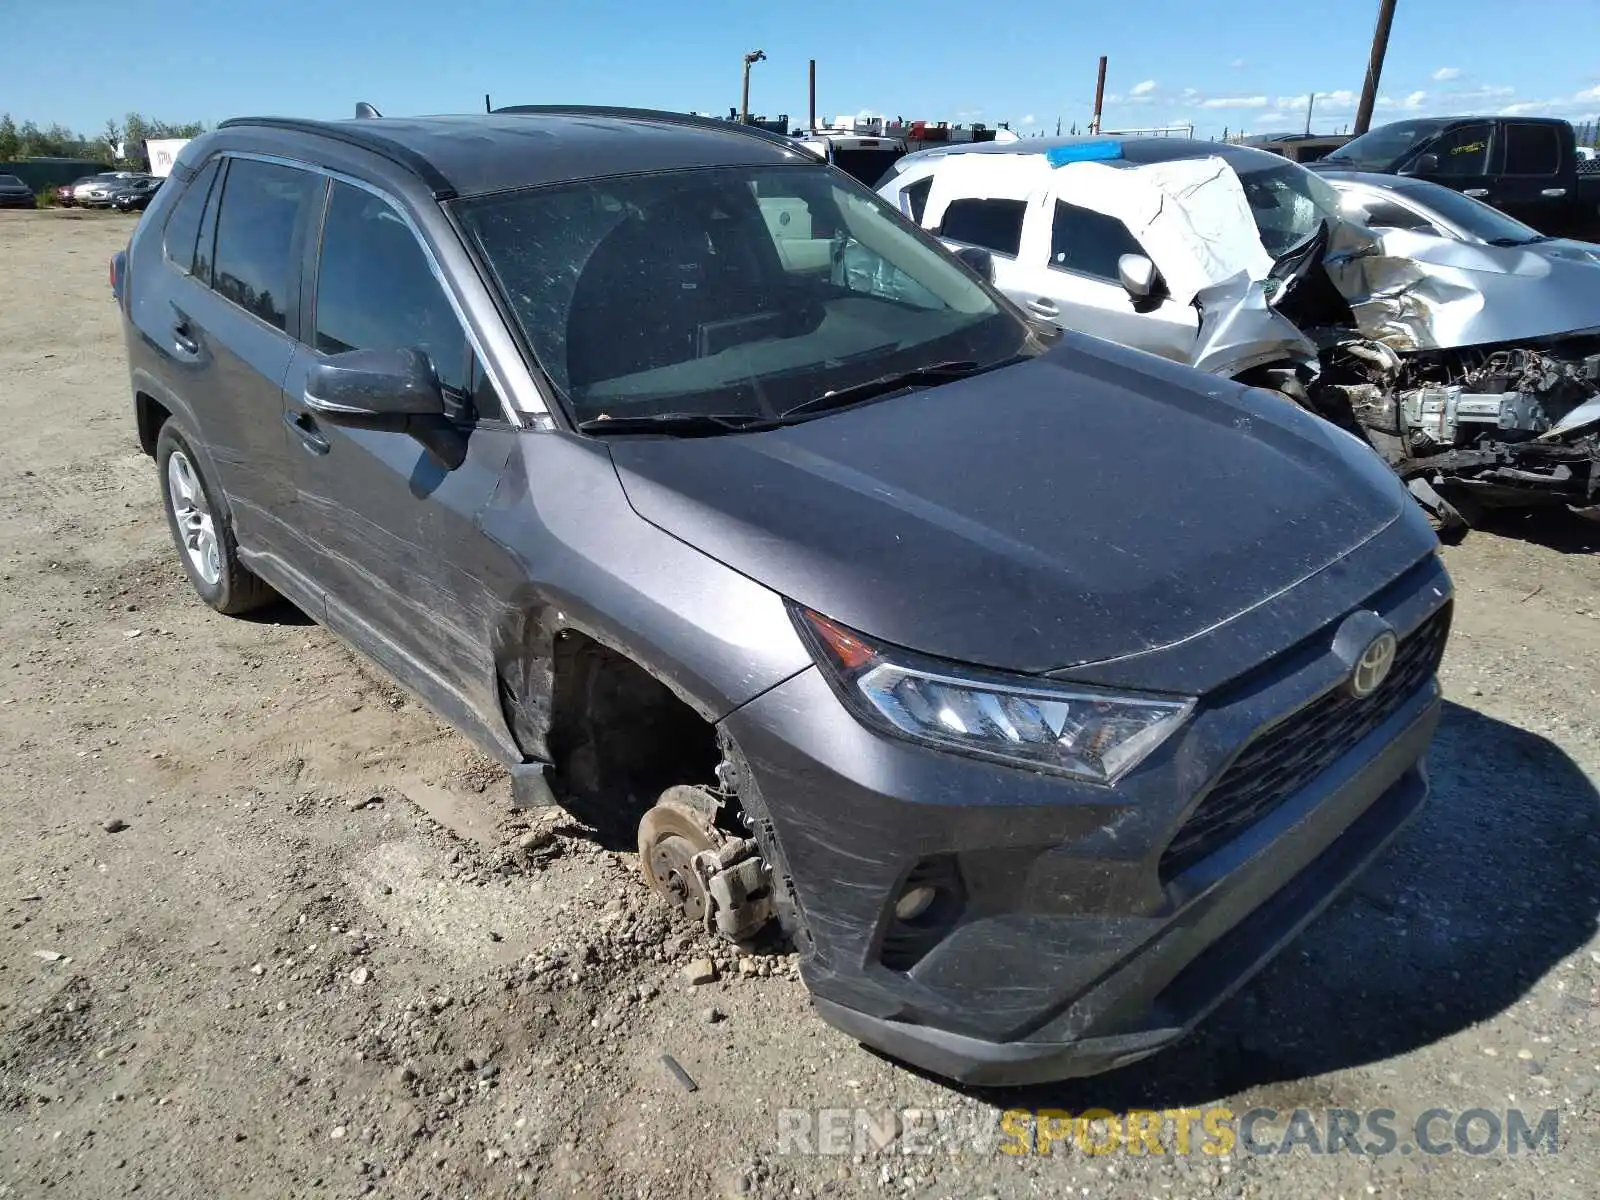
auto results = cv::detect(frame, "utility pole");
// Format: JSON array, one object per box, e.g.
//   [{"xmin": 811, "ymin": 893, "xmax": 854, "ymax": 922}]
[
  {"xmin": 740, "ymin": 49, "xmax": 767, "ymax": 124},
  {"xmin": 1353, "ymin": 0, "xmax": 1398, "ymax": 136},
  {"xmin": 808, "ymin": 59, "xmax": 817, "ymax": 132},
  {"xmin": 1304, "ymin": 92, "xmax": 1316, "ymax": 135},
  {"xmin": 1089, "ymin": 56, "xmax": 1108, "ymax": 134}
]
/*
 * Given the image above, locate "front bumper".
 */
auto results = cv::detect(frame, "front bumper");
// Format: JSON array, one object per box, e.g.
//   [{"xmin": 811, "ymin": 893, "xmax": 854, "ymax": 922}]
[{"xmin": 722, "ymin": 555, "xmax": 1450, "ymax": 1086}]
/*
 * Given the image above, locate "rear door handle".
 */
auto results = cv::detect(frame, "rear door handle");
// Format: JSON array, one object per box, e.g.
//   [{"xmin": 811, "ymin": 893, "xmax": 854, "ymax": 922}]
[
  {"xmin": 1027, "ymin": 298, "xmax": 1060, "ymax": 318},
  {"xmin": 171, "ymin": 319, "xmax": 199, "ymax": 356},
  {"xmin": 1541, "ymin": 187, "xmax": 1568, "ymax": 198},
  {"xmin": 1462, "ymin": 188, "xmax": 1491, "ymax": 198},
  {"xmin": 285, "ymin": 410, "xmax": 330, "ymax": 455}
]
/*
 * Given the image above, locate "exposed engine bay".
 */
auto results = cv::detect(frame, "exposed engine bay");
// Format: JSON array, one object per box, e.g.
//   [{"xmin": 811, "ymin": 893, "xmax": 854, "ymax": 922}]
[{"xmin": 1247, "ymin": 223, "xmax": 1600, "ymax": 532}]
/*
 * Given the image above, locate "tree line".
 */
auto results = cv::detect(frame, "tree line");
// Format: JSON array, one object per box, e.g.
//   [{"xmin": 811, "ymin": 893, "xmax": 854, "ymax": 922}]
[{"xmin": 0, "ymin": 113, "xmax": 207, "ymax": 169}]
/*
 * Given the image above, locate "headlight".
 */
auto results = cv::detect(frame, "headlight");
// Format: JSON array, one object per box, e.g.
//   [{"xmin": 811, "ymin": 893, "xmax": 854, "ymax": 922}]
[{"xmin": 795, "ymin": 608, "xmax": 1194, "ymax": 784}]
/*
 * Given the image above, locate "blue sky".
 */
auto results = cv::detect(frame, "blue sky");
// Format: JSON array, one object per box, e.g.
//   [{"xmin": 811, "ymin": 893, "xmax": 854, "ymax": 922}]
[{"xmin": 7, "ymin": 0, "xmax": 1599, "ymax": 140}]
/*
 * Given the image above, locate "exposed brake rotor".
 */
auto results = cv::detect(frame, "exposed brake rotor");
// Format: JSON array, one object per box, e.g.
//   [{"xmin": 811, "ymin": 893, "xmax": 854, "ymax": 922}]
[{"xmin": 637, "ymin": 784, "xmax": 774, "ymax": 943}]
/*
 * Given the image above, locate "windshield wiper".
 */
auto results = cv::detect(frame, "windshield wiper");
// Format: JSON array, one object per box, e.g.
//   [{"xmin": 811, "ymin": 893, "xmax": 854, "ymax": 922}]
[
  {"xmin": 1486, "ymin": 235, "xmax": 1552, "ymax": 247},
  {"xmin": 778, "ymin": 360, "xmax": 994, "ymax": 421},
  {"xmin": 576, "ymin": 412, "xmax": 783, "ymax": 436}
]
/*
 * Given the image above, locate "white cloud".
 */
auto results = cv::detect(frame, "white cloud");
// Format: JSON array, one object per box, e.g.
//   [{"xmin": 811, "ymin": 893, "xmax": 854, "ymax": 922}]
[
  {"xmin": 1431, "ymin": 67, "xmax": 1461, "ymax": 82},
  {"xmin": 1130, "ymin": 79, "xmax": 1158, "ymax": 97},
  {"xmin": 1577, "ymin": 84, "xmax": 1600, "ymax": 102},
  {"xmin": 1020, "ymin": 113, "xmax": 1036, "ymax": 125},
  {"xmin": 1272, "ymin": 89, "xmax": 1357, "ymax": 112},
  {"xmin": 1229, "ymin": 58, "xmax": 1246, "ymax": 69},
  {"xmin": 1198, "ymin": 95, "xmax": 1269, "ymax": 109}
]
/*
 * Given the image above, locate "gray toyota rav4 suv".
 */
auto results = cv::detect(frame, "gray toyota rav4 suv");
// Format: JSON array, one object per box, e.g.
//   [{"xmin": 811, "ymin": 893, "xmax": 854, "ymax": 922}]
[{"xmin": 114, "ymin": 107, "xmax": 1453, "ymax": 1085}]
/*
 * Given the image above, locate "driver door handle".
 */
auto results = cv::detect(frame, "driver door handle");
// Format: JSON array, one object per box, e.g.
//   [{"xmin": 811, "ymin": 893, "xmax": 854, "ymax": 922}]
[
  {"xmin": 1462, "ymin": 188, "xmax": 1491, "ymax": 198},
  {"xmin": 285, "ymin": 410, "xmax": 330, "ymax": 455},
  {"xmin": 1541, "ymin": 187, "xmax": 1568, "ymax": 198},
  {"xmin": 1027, "ymin": 298, "xmax": 1060, "ymax": 318}
]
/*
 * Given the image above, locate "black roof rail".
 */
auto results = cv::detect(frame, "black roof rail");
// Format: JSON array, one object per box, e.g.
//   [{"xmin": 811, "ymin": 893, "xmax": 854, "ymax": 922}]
[
  {"xmin": 491, "ymin": 104, "xmax": 800, "ymax": 152},
  {"xmin": 215, "ymin": 115, "xmax": 457, "ymax": 200}
]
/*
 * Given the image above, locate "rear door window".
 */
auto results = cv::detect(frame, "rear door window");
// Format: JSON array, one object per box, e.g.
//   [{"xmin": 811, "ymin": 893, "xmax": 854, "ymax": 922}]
[
  {"xmin": 1503, "ymin": 124, "xmax": 1561, "ymax": 176},
  {"xmin": 162, "ymin": 157, "xmax": 221, "ymax": 275},
  {"xmin": 1049, "ymin": 201, "xmax": 1145, "ymax": 281},
  {"xmin": 937, "ymin": 198, "xmax": 1027, "ymax": 257},
  {"xmin": 313, "ymin": 181, "xmax": 472, "ymax": 405},
  {"xmin": 211, "ymin": 158, "xmax": 318, "ymax": 332}
]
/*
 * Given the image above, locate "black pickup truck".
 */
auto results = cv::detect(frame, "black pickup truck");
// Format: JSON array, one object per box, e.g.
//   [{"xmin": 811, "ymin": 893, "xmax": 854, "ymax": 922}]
[{"xmin": 1308, "ymin": 116, "xmax": 1600, "ymax": 240}]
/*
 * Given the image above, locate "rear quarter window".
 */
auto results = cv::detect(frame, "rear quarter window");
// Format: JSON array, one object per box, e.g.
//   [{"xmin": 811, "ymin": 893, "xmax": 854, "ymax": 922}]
[{"xmin": 162, "ymin": 158, "xmax": 221, "ymax": 274}]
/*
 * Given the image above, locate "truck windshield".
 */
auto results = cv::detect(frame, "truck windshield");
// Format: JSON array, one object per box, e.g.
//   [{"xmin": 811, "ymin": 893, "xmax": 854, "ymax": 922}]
[
  {"xmin": 457, "ymin": 164, "xmax": 1029, "ymax": 427},
  {"xmin": 1322, "ymin": 119, "xmax": 1451, "ymax": 170}
]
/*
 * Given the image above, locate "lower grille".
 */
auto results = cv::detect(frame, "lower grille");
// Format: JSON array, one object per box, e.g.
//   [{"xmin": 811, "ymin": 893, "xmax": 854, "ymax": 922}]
[{"xmin": 1159, "ymin": 603, "xmax": 1451, "ymax": 883}]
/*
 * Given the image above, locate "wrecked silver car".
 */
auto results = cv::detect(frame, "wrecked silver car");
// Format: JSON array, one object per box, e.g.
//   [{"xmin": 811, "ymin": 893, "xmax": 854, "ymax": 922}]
[{"xmin": 878, "ymin": 138, "xmax": 1600, "ymax": 527}]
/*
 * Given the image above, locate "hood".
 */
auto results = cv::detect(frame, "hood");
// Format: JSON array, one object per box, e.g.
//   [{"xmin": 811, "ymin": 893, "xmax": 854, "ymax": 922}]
[
  {"xmin": 607, "ymin": 336, "xmax": 1406, "ymax": 676},
  {"xmin": 1325, "ymin": 226, "xmax": 1600, "ymax": 350}
]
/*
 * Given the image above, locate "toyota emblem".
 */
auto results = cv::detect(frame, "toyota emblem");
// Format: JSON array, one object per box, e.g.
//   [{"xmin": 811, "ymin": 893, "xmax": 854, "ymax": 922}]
[{"xmin": 1348, "ymin": 630, "xmax": 1398, "ymax": 698}]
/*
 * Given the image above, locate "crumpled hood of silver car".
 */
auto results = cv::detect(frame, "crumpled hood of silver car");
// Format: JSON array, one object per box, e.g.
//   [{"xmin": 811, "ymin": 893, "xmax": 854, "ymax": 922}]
[{"xmin": 1323, "ymin": 225, "xmax": 1600, "ymax": 352}]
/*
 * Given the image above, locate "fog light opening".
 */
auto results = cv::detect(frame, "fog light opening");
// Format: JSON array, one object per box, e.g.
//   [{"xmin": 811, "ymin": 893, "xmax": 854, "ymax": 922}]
[{"xmin": 894, "ymin": 884, "xmax": 939, "ymax": 922}]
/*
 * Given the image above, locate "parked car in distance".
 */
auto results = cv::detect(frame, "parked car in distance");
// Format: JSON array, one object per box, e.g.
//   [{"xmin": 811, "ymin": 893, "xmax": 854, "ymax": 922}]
[
  {"xmin": 0, "ymin": 174, "xmax": 36, "ymax": 209},
  {"xmin": 790, "ymin": 129, "xmax": 908, "ymax": 186},
  {"xmin": 110, "ymin": 176, "xmax": 165, "ymax": 213},
  {"xmin": 1322, "ymin": 169, "xmax": 1600, "ymax": 261},
  {"xmin": 1308, "ymin": 116, "xmax": 1600, "ymax": 240},
  {"xmin": 114, "ymin": 107, "xmax": 1451, "ymax": 1087},
  {"xmin": 1240, "ymin": 131, "xmax": 1353, "ymax": 163},
  {"xmin": 75, "ymin": 171, "xmax": 145, "ymax": 208}
]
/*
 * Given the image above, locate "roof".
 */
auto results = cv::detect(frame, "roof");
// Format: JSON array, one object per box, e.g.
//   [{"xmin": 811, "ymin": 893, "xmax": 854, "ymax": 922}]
[
  {"xmin": 900, "ymin": 135, "xmax": 1292, "ymax": 175},
  {"xmin": 216, "ymin": 108, "xmax": 812, "ymax": 199}
]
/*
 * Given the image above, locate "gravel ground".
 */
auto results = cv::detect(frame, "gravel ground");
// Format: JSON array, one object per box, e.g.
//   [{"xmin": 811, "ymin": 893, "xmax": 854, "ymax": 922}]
[{"xmin": 2, "ymin": 209, "xmax": 1599, "ymax": 1199}]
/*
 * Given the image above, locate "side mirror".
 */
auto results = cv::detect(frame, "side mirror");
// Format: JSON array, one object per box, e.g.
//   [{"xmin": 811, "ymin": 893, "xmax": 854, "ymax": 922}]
[
  {"xmin": 951, "ymin": 245, "xmax": 994, "ymax": 282},
  {"xmin": 1117, "ymin": 253, "xmax": 1157, "ymax": 300},
  {"xmin": 1399, "ymin": 153, "xmax": 1438, "ymax": 177},
  {"xmin": 303, "ymin": 348, "xmax": 465, "ymax": 470},
  {"xmin": 304, "ymin": 347, "xmax": 445, "ymax": 422}
]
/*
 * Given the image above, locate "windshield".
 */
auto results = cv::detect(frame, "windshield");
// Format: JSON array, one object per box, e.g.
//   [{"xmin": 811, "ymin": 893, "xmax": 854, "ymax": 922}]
[
  {"xmin": 0, "ymin": 175, "xmax": 23, "ymax": 187},
  {"xmin": 1398, "ymin": 179, "xmax": 1546, "ymax": 243},
  {"xmin": 1235, "ymin": 161, "xmax": 1344, "ymax": 257},
  {"xmin": 458, "ymin": 164, "xmax": 1029, "ymax": 426},
  {"xmin": 1322, "ymin": 119, "xmax": 1450, "ymax": 170}
]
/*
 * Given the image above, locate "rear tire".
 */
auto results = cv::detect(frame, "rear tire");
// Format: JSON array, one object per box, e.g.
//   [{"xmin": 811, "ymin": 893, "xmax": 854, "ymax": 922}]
[{"xmin": 155, "ymin": 420, "xmax": 276, "ymax": 615}]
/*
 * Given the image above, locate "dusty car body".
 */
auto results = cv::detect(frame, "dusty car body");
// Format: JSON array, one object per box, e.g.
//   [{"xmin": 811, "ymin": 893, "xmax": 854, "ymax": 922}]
[
  {"xmin": 114, "ymin": 108, "xmax": 1452, "ymax": 1087},
  {"xmin": 879, "ymin": 138, "xmax": 1600, "ymax": 526}
]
